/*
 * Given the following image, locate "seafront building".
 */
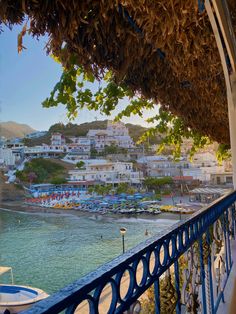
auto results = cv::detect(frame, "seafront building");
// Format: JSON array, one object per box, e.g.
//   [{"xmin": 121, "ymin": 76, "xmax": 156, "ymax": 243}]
[
  {"xmin": 68, "ymin": 159, "xmax": 143, "ymax": 185},
  {"xmin": 137, "ymin": 155, "xmax": 190, "ymax": 177},
  {"xmin": 137, "ymin": 154, "xmax": 232, "ymax": 186}
]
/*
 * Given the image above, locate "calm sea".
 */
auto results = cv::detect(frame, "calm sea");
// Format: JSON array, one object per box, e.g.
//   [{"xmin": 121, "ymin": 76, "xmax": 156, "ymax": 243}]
[{"xmin": 0, "ymin": 208, "xmax": 176, "ymax": 293}]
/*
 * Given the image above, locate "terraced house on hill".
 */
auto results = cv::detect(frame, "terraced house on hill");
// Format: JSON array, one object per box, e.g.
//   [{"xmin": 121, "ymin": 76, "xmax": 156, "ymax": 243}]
[{"xmin": 87, "ymin": 121, "xmax": 135, "ymax": 151}]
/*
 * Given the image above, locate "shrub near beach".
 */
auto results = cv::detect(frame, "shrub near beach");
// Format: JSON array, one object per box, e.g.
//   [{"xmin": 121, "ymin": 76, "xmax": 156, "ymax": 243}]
[{"xmin": 15, "ymin": 158, "xmax": 67, "ymax": 184}]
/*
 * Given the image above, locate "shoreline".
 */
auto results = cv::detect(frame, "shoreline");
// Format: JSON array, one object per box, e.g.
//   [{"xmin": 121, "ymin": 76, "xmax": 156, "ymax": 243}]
[{"xmin": 0, "ymin": 200, "xmax": 183, "ymax": 221}]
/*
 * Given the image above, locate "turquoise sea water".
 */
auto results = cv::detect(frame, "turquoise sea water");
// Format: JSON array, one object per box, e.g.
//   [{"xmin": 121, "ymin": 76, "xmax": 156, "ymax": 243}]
[{"xmin": 0, "ymin": 208, "xmax": 177, "ymax": 294}]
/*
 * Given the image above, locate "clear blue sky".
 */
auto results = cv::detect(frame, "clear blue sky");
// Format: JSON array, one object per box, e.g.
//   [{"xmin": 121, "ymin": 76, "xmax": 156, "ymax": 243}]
[{"xmin": 0, "ymin": 25, "xmax": 155, "ymax": 131}]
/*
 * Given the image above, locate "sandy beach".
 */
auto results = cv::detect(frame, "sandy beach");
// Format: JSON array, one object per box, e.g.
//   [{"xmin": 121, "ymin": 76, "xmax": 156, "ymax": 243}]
[{"xmin": 0, "ymin": 199, "xmax": 182, "ymax": 221}]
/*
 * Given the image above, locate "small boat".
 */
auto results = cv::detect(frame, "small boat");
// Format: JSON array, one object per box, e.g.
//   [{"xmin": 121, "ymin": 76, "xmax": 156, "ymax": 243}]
[{"xmin": 0, "ymin": 267, "xmax": 49, "ymax": 314}]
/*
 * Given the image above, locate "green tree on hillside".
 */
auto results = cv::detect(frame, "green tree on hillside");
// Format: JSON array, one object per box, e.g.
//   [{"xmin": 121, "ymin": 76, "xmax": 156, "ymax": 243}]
[
  {"xmin": 50, "ymin": 177, "xmax": 67, "ymax": 185},
  {"xmin": 103, "ymin": 145, "xmax": 128, "ymax": 155},
  {"xmin": 76, "ymin": 161, "xmax": 85, "ymax": 169},
  {"xmin": 16, "ymin": 158, "xmax": 66, "ymax": 184},
  {"xmin": 116, "ymin": 183, "xmax": 135, "ymax": 195}
]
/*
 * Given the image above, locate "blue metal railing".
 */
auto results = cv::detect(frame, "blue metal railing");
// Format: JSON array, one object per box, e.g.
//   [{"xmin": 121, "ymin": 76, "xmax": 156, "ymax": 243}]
[{"xmin": 22, "ymin": 191, "xmax": 236, "ymax": 314}]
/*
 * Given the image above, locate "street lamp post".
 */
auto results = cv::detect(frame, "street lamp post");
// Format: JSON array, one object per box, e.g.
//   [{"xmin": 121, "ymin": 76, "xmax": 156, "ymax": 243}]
[{"xmin": 120, "ymin": 227, "xmax": 127, "ymax": 254}]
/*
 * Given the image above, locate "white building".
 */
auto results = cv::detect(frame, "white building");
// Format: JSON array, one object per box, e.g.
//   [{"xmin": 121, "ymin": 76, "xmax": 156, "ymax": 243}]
[
  {"xmin": 0, "ymin": 148, "xmax": 16, "ymax": 166},
  {"xmin": 87, "ymin": 121, "xmax": 134, "ymax": 150},
  {"xmin": 68, "ymin": 160, "xmax": 143, "ymax": 185},
  {"xmin": 0, "ymin": 136, "xmax": 7, "ymax": 148},
  {"xmin": 51, "ymin": 133, "xmax": 66, "ymax": 146},
  {"xmin": 24, "ymin": 144, "xmax": 64, "ymax": 158},
  {"xmin": 63, "ymin": 152, "xmax": 90, "ymax": 163},
  {"xmin": 186, "ymin": 151, "xmax": 229, "ymax": 182},
  {"xmin": 137, "ymin": 155, "xmax": 190, "ymax": 177},
  {"xmin": 67, "ymin": 137, "xmax": 91, "ymax": 154},
  {"xmin": 5, "ymin": 139, "xmax": 24, "ymax": 149},
  {"xmin": 190, "ymin": 151, "xmax": 218, "ymax": 167},
  {"xmin": 183, "ymin": 167, "xmax": 207, "ymax": 181},
  {"xmin": 210, "ymin": 172, "xmax": 233, "ymax": 185}
]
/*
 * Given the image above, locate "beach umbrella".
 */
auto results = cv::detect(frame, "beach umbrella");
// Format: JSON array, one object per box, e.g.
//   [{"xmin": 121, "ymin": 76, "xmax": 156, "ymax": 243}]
[
  {"xmin": 119, "ymin": 198, "xmax": 127, "ymax": 202},
  {"xmin": 127, "ymin": 195, "xmax": 134, "ymax": 199},
  {"xmin": 134, "ymin": 195, "xmax": 143, "ymax": 199}
]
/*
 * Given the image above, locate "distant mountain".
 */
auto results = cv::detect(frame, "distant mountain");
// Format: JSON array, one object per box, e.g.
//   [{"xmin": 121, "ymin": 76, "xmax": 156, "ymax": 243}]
[
  {"xmin": 25, "ymin": 120, "xmax": 162, "ymax": 146},
  {"xmin": 0, "ymin": 121, "xmax": 35, "ymax": 139}
]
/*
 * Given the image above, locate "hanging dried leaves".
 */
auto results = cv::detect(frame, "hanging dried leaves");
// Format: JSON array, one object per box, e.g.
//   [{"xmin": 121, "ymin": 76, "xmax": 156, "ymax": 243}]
[
  {"xmin": 0, "ymin": 0, "xmax": 234, "ymax": 144},
  {"xmin": 17, "ymin": 22, "xmax": 27, "ymax": 53}
]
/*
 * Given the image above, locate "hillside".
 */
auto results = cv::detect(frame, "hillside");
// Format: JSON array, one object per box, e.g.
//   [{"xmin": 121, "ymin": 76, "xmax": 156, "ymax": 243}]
[
  {"xmin": 0, "ymin": 171, "xmax": 25, "ymax": 202},
  {"xmin": 0, "ymin": 121, "xmax": 35, "ymax": 139},
  {"xmin": 24, "ymin": 120, "xmax": 162, "ymax": 146},
  {"xmin": 15, "ymin": 158, "xmax": 68, "ymax": 184}
]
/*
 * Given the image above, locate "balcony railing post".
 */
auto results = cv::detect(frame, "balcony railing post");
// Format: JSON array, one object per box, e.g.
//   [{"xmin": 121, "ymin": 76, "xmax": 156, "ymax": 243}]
[
  {"xmin": 199, "ymin": 236, "xmax": 207, "ymax": 314},
  {"xmin": 231, "ymin": 204, "xmax": 236, "ymax": 239},
  {"xmin": 206, "ymin": 229, "xmax": 214, "ymax": 314},
  {"xmin": 221, "ymin": 214, "xmax": 230, "ymax": 276},
  {"xmin": 154, "ymin": 278, "xmax": 160, "ymax": 314},
  {"xmin": 225, "ymin": 209, "xmax": 233, "ymax": 269},
  {"xmin": 174, "ymin": 260, "xmax": 181, "ymax": 314}
]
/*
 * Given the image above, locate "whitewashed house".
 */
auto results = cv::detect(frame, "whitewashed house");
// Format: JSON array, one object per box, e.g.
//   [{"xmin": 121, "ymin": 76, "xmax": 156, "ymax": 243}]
[
  {"xmin": 24, "ymin": 144, "xmax": 64, "ymax": 158},
  {"xmin": 87, "ymin": 121, "xmax": 134, "ymax": 151},
  {"xmin": 0, "ymin": 148, "xmax": 16, "ymax": 166},
  {"xmin": 68, "ymin": 160, "xmax": 143, "ymax": 185},
  {"xmin": 51, "ymin": 133, "xmax": 66, "ymax": 146},
  {"xmin": 137, "ymin": 155, "xmax": 191, "ymax": 178},
  {"xmin": 67, "ymin": 137, "xmax": 91, "ymax": 154}
]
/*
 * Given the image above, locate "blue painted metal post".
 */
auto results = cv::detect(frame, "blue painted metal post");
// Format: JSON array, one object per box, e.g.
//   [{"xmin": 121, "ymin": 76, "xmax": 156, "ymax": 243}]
[
  {"xmin": 231, "ymin": 204, "xmax": 236, "ymax": 239},
  {"xmin": 154, "ymin": 279, "xmax": 161, "ymax": 314},
  {"xmin": 206, "ymin": 229, "xmax": 214, "ymax": 314},
  {"xmin": 199, "ymin": 237, "xmax": 207, "ymax": 314},
  {"xmin": 174, "ymin": 260, "xmax": 181, "ymax": 314},
  {"xmin": 225, "ymin": 209, "xmax": 233, "ymax": 268},
  {"xmin": 198, "ymin": 0, "xmax": 205, "ymax": 13},
  {"xmin": 222, "ymin": 214, "xmax": 230, "ymax": 275}
]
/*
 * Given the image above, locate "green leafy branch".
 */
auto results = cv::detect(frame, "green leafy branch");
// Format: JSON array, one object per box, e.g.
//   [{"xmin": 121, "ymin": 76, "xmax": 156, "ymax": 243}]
[{"xmin": 42, "ymin": 59, "xmax": 230, "ymax": 161}]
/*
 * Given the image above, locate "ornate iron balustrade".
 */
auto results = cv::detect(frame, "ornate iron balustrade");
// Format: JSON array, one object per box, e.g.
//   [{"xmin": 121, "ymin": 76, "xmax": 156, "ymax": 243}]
[{"xmin": 22, "ymin": 191, "xmax": 236, "ymax": 314}]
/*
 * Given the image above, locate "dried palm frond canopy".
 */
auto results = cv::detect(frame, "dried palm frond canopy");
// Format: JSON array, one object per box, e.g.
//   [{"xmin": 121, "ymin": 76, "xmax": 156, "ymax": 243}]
[{"xmin": 1, "ymin": 0, "xmax": 236, "ymax": 145}]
